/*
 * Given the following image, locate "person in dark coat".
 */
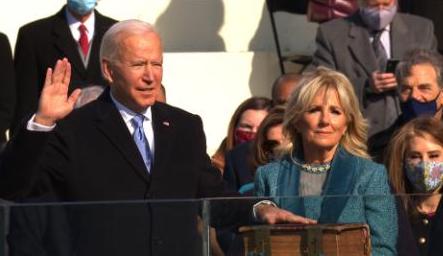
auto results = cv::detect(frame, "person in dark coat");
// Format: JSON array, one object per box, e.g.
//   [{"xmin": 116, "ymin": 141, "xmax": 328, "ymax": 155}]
[
  {"xmin": 0, "ymin": 32, "xmax": 14, "ymax": 150},
  {"xmin": 0, "ymin": 20, "xmax": 251, "ymax": 256},
  {"xmin": 12, "ymin": 0, "xmax": 116, "ymax": 131}
]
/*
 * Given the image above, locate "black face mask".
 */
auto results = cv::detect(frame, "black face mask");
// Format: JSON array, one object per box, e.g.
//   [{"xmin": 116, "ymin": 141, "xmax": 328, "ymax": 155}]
[{"xmin": 400, "ymin": 93, "xmax": 440, "ymax": 122}]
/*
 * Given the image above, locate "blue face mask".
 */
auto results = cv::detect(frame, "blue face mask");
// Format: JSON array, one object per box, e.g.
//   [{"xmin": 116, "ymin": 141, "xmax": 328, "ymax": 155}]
[
  {"xmin": 67, "ymin": 0, "xmax": 97, "ymax": 16},
  {"xmin": 400, "ymin": 95, "xmax": 440, "ymax": 122}
]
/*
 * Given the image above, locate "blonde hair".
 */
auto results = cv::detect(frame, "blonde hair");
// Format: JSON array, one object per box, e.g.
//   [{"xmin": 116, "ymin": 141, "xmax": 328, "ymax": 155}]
[{"xmin": 283, "ymin": 67, "xmax": 369, "ymax": 158}]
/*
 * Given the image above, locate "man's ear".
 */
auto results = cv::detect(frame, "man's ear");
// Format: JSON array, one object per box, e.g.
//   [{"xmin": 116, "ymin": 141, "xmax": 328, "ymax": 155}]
[
  {"xmin": 438, "ymin": 87, "xmax": 443, "ymax": 106},
  {"xmin": 102, "ymin": 59, "xmax": 114, "ymax": 83}
]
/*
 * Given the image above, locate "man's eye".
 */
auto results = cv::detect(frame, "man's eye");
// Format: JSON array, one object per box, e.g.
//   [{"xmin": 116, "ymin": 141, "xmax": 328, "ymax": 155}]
[{"xmin": 401, "ymin": 87, "xmax": 411, "ymax": 93}]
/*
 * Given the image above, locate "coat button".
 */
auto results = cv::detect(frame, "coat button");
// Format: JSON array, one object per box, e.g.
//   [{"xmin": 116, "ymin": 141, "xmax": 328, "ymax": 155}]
[
  {"xmin": 418, "ymin": 237, "xmax": 426, "ymax": 244},
  {"xmin": 423, "ymin": 218, "xmax": 429, "ymax": 225}
]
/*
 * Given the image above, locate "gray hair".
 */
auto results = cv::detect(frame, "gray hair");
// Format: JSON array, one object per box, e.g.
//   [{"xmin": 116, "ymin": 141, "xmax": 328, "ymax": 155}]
[
  {"xmin": 99, "ymin": 19, "xmax": 159, "ymax": 64},
  {"xmin": 396, "ymin": 49, "xmax": 443, "ymax": 90},
  {"xmin": 357, "ymin": 0, "xmax": 398, "ymax": 7},
  {"xmin": 75, "ymin": 85, "xmax": 105, "ymax": 108}
]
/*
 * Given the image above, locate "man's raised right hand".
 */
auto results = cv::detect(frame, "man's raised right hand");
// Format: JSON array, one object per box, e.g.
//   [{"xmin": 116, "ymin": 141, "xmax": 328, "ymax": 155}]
[{"xmin": 35, "ymin": 58, "xmax": 82, "ymax": 126}]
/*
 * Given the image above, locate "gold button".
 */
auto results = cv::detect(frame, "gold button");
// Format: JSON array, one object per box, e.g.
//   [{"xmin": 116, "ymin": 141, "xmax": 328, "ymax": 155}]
[
  {"xmin": 419, "ymin": 237, "xmax": 426, "ymax": 244},
  {"xmin": 423, "ymin": 219, "xmax": 429, "ymax": 225}
]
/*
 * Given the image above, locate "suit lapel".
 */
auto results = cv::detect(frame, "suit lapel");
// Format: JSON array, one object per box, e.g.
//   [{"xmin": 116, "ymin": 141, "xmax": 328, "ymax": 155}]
[
  {"xmin": 52, "ymin": 7, "xmax": 87, "ymax": 78},
  {"xmin": 390, "ymin": 14, "xmax": 411, "ymax": 59},
  {"xmin": 86, "ymin": 11, "xmax": 108, "ymax": 78},
  {"xmin": 94, "ymin": 91, "xmax": 150, "ymax": 183},
  {"xmin": 347, "ymin": 14, "xmax": 378, "ymax": 76},
  {"xmin": 150, "ymin": 103, "xmax": 174, "ymax": 177},
  {"xmin": 319, "ymin": 148, "xmax": 359, "ymax": 223}
]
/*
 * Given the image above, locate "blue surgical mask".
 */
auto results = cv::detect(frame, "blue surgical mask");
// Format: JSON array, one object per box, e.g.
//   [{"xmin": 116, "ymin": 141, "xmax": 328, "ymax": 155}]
[
  {"xmin": 360, "ymin": 3, "xmax": 397, "ymax": 31},
  {"xmin": 67, "ymin": 0, "xmax": 97, "ymax": 16},
  {"xmin": 400, "ymin": 94, "xmax": 440, "ymax": 122}
]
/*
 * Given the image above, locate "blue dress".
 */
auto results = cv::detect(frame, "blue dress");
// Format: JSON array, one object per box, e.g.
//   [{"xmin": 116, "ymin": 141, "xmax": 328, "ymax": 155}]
[{"xmin": 255, "ymin": 147, "xmax": 398, "ymax": 255}]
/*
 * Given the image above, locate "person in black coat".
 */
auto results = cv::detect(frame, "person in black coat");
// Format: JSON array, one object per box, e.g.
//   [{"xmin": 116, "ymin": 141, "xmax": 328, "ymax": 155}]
[
  {"xmin": 12, "ymin": 2, "xmax": 116, "ymax": 132},
  {"xmin": 0, "ymin": 32, "xmax": 14, "ymax": 149},
  {"xmin": 0, "ymin": 20, "xmax": 251, "ymax": 256}
]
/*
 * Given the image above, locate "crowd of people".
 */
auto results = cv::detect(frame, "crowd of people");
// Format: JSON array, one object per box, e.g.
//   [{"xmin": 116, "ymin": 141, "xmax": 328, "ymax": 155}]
[{"xmin": 0, "ymin": 0, "xmax": 442, "ymax": 255}]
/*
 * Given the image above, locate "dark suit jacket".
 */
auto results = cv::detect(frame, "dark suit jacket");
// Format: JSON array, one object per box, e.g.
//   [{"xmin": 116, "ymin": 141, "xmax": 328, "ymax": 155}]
[
  {"xmin": 223, "ymin": 141, "xmax": 254, "ymax": 193},
  {"xmin": 429, "ymin": 198, "xmax": 443, "ymax": 256},
  {"xmin": 12, "ymin": 6, "xmax": 116, "ymax": 132},
  {"xmin": 8, "ymin": 195, "xmax": 73, "ymax": 256},
  {"xmin": 401, "ymin": 0, "xmax": 443, "ymax": 53},
  {"xmin": 310, "ymin": 12, "xmax": 437, "ymax": 136},
  {"xmin": 0, "ymin": 91, "xmax": 250, "ymax": 256},
  {"xmin": 0, "ymin": 33, "xmax": 14, "ymax": 144}
]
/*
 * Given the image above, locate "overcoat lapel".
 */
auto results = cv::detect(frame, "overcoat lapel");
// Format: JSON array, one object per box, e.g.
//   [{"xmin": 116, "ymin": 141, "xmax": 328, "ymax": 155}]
[
  {"xmin": 86, "ymin": 11, "xmax": 108, "ymax": 78},
  {"xmin": 52, "ymin": 8, "xmax": 87, "ymax": 78},
  {"xmin": 390, "ymin": 14, "xmax": 412, "ymax": 59},
  {"xmin": 150, "ymin": 103, "xmax": 174, "ymax": 178},
  {"xmin": 319, "ymin": 148, "xmax": 359, "ymax": 223},
  {"xmin": 347, "ymin": 14, "xmax": 378, "ymax": 76},
  {"xmin": 94, "ymin": 91, "xmax": 150, "ymax": 183}
]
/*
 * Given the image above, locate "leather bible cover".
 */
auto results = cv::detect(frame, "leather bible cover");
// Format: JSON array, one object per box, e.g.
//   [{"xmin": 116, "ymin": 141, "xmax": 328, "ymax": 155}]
[{"xmin": 239, "ymin": 223, "xmax": 370, "ymax": 256}]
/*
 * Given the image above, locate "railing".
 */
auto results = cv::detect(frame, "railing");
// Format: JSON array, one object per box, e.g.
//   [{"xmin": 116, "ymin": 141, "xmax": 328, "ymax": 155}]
[{"xmin": 0, "ymin": 194, "xmax": 438, "ymax": 256}]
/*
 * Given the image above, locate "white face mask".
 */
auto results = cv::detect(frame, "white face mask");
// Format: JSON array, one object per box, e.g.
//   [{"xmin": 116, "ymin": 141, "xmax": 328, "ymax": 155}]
[
  {"xmin": 360, "ymin": 2, "xmax": 397, "ymax": 31},
  {"xmin": 67, "ymin": 0, "xmax": 97, "ymax": 16},
  {"xmin": 405, "ymin": 160, "xmax": 443, "ymax": 193}
]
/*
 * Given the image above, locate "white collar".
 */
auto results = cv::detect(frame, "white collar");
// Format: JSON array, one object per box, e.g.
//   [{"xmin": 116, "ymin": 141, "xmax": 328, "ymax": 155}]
[
  {"xmin": 110, "ymin": 93, "xmax": 152, "ymax": 123},
  {"xmin": 65, "ymin": 7, "xmax": 96, "ymax": 41}
]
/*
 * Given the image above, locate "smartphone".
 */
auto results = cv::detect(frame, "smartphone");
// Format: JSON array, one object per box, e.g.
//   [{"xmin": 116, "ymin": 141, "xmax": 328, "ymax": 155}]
[{"xmin": 385, "ymin": 59, "xmax": 400, "ymax": 73}]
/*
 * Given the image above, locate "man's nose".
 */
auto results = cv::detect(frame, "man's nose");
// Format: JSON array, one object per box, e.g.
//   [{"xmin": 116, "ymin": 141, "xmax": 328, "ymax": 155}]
[
  {"xmin": 410, "ymin": 88, "xmax": 422, "ymax": 102},
  {"xmin": 143, "ymin": 64, "xmax": 154, "ymax": 81}
]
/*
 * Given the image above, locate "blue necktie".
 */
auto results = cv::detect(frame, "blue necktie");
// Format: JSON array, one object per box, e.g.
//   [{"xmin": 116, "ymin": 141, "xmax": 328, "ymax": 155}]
[{"xmin": 131, "ymin": 114, "xmax": 152, "ymax": 173}]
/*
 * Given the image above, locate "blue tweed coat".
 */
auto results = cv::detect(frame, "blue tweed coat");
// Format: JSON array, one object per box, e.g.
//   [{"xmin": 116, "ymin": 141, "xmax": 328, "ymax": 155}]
[{"xmin": 255, "ymin": 147, "xmax": 398, "ymax": 256}]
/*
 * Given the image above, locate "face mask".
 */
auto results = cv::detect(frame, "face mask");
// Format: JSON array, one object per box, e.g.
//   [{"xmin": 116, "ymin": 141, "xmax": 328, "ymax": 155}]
[
  {"xmin": 400, "ymin": 94, "xmax": 440, "ymax": 122},
  {"xmin": 67, "ymin": 0, "xmax": 97, "ymax": 16},
  {"xmin": 360, "ymin": 2, "xmax": 397, "ymax": 31},
  {"xmin": 234, "ymin": 129, "xmax": 256, "ymax": 145},
  {"xmin": 405, "ymin": 161, "xmax": 443, "ymax": 193}
]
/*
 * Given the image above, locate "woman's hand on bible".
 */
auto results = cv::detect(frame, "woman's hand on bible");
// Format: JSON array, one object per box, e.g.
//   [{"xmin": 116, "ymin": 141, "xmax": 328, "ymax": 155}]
[{"xmin": 255, "ymin": 204, "xmax": 317, "ymax": 225}]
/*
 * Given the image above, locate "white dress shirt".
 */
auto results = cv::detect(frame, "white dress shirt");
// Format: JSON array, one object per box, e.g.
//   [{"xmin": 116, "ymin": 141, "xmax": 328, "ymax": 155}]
[
  {"xmin": 370, "ymin": 25, "xmax": 392, "ymax": 59},
  {"xmin": 110, "ymin": 94, "xmax": 155, "ymax": 158},
  {"xmin": 66, "ymin": 8, "xmax": 95, "ymax": 45}
]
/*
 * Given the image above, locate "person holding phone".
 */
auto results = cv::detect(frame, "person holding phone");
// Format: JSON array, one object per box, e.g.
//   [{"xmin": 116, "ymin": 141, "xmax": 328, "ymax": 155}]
[
  {"xmin": 369, "ymin": 49, "xmax": 443, "ymax": 162},
  {"xmin": 309, "ymin": 0, "xmax": 437, "ymax": 137}
]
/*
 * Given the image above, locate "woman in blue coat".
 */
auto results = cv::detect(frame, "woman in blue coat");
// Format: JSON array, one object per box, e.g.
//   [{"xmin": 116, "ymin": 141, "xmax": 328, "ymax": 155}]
[{"xmin": 254, "ymin": 67, "xmax": 398, "ymax": 255}]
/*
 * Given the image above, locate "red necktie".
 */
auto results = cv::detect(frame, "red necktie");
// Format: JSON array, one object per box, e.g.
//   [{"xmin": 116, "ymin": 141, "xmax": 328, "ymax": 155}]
[{"xmin": 78, "ymin": 24, "xmax": 89, "ymax": 57}]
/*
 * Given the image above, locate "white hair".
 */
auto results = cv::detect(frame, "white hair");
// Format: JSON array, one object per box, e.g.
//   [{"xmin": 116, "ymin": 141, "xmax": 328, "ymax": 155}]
[{"xmin": 99, "ymin": 19, "xmax": 159, "ymax": 63}]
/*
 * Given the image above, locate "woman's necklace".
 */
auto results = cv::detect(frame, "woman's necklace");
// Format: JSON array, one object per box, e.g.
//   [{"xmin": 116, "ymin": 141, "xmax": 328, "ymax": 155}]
[{"xmin": 290, "ymin": 153, "xmax": 331, "ymax": 174}]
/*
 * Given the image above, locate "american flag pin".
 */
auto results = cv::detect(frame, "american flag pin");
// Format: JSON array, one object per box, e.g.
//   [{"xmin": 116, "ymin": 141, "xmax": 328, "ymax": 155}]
[{"xmin": 162, "ymin": 121, "xmax": 170, "ymax": 126}]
